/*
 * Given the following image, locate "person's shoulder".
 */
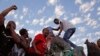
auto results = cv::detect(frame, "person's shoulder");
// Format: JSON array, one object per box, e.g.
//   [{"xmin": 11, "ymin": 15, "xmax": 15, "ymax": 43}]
[
  {"xmin": 37, "ymin": 33, "xmax": 43, "ymax": 36},
  {"xmin": 34, "ymin": 34, "xmax": 43, "ymax": 40},
  {"xmin": 35, "ymin": 33, "xmax": 43, "ymax": 38}
]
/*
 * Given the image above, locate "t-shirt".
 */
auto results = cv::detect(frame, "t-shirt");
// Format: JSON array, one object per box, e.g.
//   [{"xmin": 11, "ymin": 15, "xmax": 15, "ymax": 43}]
[
  {"xmin": 61, "ymin": 20, "xmax": 75, "ymax": 31},
  {"xmin": 28, "ymin": 34, "xmax": 47, "ymax": 56},
  {"xmin": 12, "ymin": 44, "xmax": 25, "ymax": 56}
]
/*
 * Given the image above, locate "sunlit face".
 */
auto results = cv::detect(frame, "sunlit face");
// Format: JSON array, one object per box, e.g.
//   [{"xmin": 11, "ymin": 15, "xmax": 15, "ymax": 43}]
[{"xmin": 42, "ymin": 28, "xmax": 49, "ymax": 37}]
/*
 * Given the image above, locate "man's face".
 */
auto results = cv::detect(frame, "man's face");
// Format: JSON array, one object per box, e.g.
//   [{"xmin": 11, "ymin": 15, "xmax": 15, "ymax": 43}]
[
  {"xmin": 6, "ymin": 21, "xmax": 16, "ymax": 30},
  {"xmin": 24, "ymin": 31, "xmax": 28, "ymax": 38},
  {"xmin": 43, "ymin": 28, "xmax": 49, "ymax": 37}
]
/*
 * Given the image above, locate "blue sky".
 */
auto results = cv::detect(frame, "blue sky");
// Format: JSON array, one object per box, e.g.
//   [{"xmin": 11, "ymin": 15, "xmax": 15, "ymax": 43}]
[{"xmin": 0, "ymin": 0, "xmax": 100, "ymax": 55}]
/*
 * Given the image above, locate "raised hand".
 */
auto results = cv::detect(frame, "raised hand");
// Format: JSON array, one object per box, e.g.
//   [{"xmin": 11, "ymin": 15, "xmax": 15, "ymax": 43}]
[
  {"xmin": 1, "ymin": 5, "xmax": 17, "ymax": 17},
  {"xmin": 11, "ymin": 5, "xmax": 17, "ymax": 10}
]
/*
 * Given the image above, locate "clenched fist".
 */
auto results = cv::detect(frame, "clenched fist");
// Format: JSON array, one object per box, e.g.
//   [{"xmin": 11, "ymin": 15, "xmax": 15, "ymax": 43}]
[{"xmin": 11, "ymin": 5, "xmax": 17, "ymax": 10}]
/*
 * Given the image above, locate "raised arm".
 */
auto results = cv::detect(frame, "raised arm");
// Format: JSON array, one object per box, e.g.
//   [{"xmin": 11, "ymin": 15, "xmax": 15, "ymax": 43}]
[
  {"xmin": 10, "ymin": 24, "xmax": 30, "ymax": 50},
  {"xmin": 52, "ymin": 26, "xmax": 60, "ymax": 31},
  {"xmin": 10, "ymin": 24, "xmax": 21, "ymax": 44},
  {"xmin": 0, "ymin": 5, "xmax": 17, "ymax": 17}
]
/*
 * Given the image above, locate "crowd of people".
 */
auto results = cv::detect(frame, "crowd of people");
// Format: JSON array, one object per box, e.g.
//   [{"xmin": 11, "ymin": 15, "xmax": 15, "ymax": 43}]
[{"xmin": 0, "ymin": 5, "xmax": 99, "ymax": 56}]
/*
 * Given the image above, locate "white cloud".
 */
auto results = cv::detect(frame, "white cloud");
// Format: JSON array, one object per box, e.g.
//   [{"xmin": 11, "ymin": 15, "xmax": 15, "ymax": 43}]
[
  {"xmin": 87, "ymin": 13, "xmax": 91, "ymax": 18},
  {"xmin": 70, "ymin": 13, "xmax": 78, "ymax": 17},
  {"xmin": 87, "ymin": 19, "xmax": 97, "ymax": 26},
  {"xmin": 48, "ymin": 0, "xmax": 58, "ymax": 6},
  {"xmin": 99, "ymin": 18, "xmax": 100, "ymax": 21},
  {"xmin": 22, "ymin": 7, "xmax": 28, "ymax": 16},
  {"xmin": 97, "ymin": 7, "xmax": 100, "ymax": 11},
  {"xmin": 32, "ymin": 19, "xmax": 39, "ymax": 25},
  {"xmin": 78, "ymin": 27, "xmax": 86, "ymax": 33},
  {"xmin": 15, "ymin": 21, "xmax": 25, "ymax": 29},
  {"xmin": 25, "ymin": 20, "xmax": 30, "ymax": 24},
  {"xmin": 20, "ymin": 15, "xmax": 24, "ymax": 20},
  {"xmin": 14, "ymin": 14, "xmax": 18, "ymax": 19},
  {"xmin": 28, "ymin": 29, "xmax": 34, "ymax": 34},
  {"xmin": 39, "ymin": 18, "xmax": 45, "ymax": 26},
  {"xmin": 7, "ymin": 10, "xmax": 15, "ymax": 16},
  {"xmin": 15, "ymin": 30, "xmax": 19, "ymax": 34},
  {"xmin": 15, "ymin": 21, "xmax": 20, "ymax": 26},
  {"xmin": 70, "ymin": 17, "xmax": 82, "ymax": 25},
  {"xmin": 93, "ymin": 24, "xmax": 100, "ymax": 29},
  {"xmin": 45, "ymin": 17, "xmax": 53, "ymax": 25},
  {"xmin": 32, "ymin": 17, "xmax": 48, "ymax": 26},
  {"xmin": 37, "ymin": 6, "xmax": 46, "ymax": 15},
  {"xmin": 95, "ymin": 31, "xmax": 100, "ymax": 36},
  {"xmin": 29, "ymin": 30, "xmax": 42, "ymax": 40},
  {"xmin": 75, "ymin": 0, "xmax": 82, "ymax": 5},
  {"xmin": 86, "ymin": 33, "xmax": 93, "ymax": 41},
  {"xmin": 84, "ymin": 18, "xmax": 97, "ymax": 28},
  {"xmin": 34, "ymin": 30, "xmax": 42, "ymax": 36},
  {"xmin": 97, "ymin": 12, "xmax": 100, "ymax": 15},
  {"xmin": 55, "ymin": 5, "xmax": 65, "ymax": 18},
  {"xmin": 28, "ymin": 30, "xmax": 35, "ymax": 40},
  {"xmin": 63, "ymin": 15, "xmax": 68, "ymax": 20},
  {"xmin": 79, "ymin": 0, "xmax": 96, "ymax": 13},
  {"xmin": 97, "ymin": 7, "xmax": 100, "ymax": 15},
  {"xmin": 18, "ymin": 24, "xmax": 25, "ymax": 29}
]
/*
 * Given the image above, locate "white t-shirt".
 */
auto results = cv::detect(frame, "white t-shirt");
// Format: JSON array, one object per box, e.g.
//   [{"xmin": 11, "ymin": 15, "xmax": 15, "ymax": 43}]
[
  {"xmin": 61, "ymin": 19, "xmax": 75, "ymax": 31},
  {"xmin": 12, "ymin": 44, "xmax": 25, "ymax": 56}
]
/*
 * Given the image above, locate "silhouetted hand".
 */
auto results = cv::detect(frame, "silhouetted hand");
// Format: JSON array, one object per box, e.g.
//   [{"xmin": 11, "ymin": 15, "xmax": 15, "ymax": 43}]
[{"xmin": 11, "ymin": 5, "xmax": 17, "ymax": 10}]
